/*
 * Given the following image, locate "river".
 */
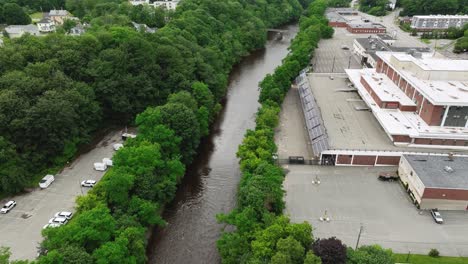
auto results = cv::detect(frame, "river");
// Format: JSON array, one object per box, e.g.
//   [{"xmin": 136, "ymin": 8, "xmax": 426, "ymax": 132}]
[{"xmin": 146, "ymin": 24, "xmax": 298, "ymax": 264}]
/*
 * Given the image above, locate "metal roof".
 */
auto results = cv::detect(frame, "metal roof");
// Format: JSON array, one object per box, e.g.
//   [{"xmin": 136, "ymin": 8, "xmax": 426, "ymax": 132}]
[{"xmin": 403, "ymin": 154, "xmax": 468, "ymax": 189}]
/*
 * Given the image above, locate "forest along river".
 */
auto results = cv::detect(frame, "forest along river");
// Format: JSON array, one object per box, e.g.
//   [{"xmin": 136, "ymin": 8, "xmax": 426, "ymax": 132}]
[{"xmin": 147, "ymin": 24, "xmax": 298, "ymax": 264}]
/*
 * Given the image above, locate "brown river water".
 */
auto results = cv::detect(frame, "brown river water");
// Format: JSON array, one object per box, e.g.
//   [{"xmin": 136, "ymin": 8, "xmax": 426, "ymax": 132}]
[{"xmin": 146, "ymin": 24, "xmax": 299, "ymax": 264}]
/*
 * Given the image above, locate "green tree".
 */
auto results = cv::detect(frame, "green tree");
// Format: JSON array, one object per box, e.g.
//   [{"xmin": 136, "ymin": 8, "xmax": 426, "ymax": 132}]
[
  {"xmin": 158, "ymin": 103, "xmax": 200, "ymax": 165},
  {"xmin": 347, "ymin": 245, "xmax": 394, "ymax": 264},
  {"xmin": 2, "ymin": 3, "xmax": 31, "ymax": 25},
  {"xmin": 275, "ymin": 236, "xmax": 306, "ymax": 263},
  {"xmin": 304, "ymin": 251, "xmax": 322, "ymax": 264}
]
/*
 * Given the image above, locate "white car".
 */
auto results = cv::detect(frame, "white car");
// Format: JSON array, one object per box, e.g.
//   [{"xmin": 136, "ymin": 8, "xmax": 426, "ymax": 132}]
[
  {"xmin": 43, "ymin": 223, "xmax": 61, "ymax": 229},
  {"xmin": 431, "ymin": 209, "xmax": 444, "ymax": 224},
  {"xmin": 81, "ymin": 180, "xmax": 96, "ymax": 187},
  {"xmin": 93, "ymin": 162, "xmax": 107, "ymax": 171},
  {"xmin": 1, "ymin": 200, "xmax": 16, "ymax": 214},
  {"xmin": 54, "ymin": 211, "xmax": 73, "ymax": 220},
  {"xmin": 49, "ymin": 217, "xmax": 68, "ymax": 225},
  {"xmin": 113, "ymin": 143, "xmax": 123, "ymax": 151}
]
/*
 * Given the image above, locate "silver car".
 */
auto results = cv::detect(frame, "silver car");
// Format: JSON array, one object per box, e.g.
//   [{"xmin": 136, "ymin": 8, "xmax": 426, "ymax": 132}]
[{"xmin": 431, "ymin": 209, "xmax": 443, "ymax": 224}]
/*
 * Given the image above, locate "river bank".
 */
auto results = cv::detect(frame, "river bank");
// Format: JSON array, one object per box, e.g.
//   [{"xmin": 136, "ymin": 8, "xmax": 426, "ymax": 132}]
[{"xmin": 146, "ymin": 24, "xmax": 299, "ymax": 264}]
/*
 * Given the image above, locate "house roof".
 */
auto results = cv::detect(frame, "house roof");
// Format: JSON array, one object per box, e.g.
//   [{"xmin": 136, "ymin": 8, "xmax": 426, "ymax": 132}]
[
  {"xmin": 49, "ymin": 10, "xmax": 69, "ymax": 16},
  {"xmin": 403, "ymin": 154, "xmax": 468, "ymax": 189},
  {"xmin": 38, "ymin": 18, "xmax": 53, "ymax": 24},
  {"xmin": 5, "ymin": 25, "xmax": 39, "ymax": 35}
]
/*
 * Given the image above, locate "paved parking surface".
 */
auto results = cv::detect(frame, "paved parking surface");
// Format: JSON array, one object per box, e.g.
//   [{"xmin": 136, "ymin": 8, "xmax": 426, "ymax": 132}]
[
  {"xmin": 275, "ymin": 86, "xmax": 313, "ymax": 159},
  {"xmin": 284, "ymin": 165, "xmax": 468, "ymax": 257},
  {"xmin": 0, "ymin": 130, "xmax": 123, "ymax": 260},
  {"xmin": 311, "ymin": 27, "xmax": 364, "ymax": 73}
]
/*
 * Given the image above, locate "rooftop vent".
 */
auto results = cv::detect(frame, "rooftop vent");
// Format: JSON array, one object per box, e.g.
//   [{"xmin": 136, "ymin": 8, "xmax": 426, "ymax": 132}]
[{"xmin": 444, "ymin": 166, "xmax": 454, "ymax": 173}]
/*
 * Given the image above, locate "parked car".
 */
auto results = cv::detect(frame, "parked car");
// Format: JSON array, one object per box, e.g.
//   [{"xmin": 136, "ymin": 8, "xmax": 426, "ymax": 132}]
[
  {"xmin": 113, "ymin": 143, "xmax": 123, "ymax": 151},
  {"xmin": 341, "ymin": 44, "xmax": 349, "ymax": 50},
  {"xmin": 93, "ymin": 162, "xmax": 107, "ymax": 171},
  {"xmin": 431, "ymin": 209, "xmax": 444, "ymax": 224},
  {"xmin": 378, "ymin": 171, "xmax": 399, "ymax": 181},
  {"xmin": 48, "ymin": 217, "xmax": 68, "ymax": 225},
  {"xmin": 39, "ymin": 174, "xmax": 55, "ymax": 189},
  {"xmin": 102, "ymin": 158, "xmax": 113, "ymax": 167},
  {"xmin": 42, "ymin": 223, "xmax": 61, "ymax": 229},
  {"xmin": 54, "ymin": 211, "xmax": 73, "ymax": 220},
  {"xmin": 81, "ymin": 180, "xmax": 96, "ymax": 187},
  {"xmin": 122, "ymin": 133, "xmax": 136, "ymax": 141},
  {"xmin": 1, "ymin": 200, "xmax": 16, "ymax": 214}
]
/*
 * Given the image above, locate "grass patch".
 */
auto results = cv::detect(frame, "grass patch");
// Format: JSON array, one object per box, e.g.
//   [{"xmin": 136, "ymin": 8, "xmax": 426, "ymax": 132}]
[
  {"xmin": 420, "ymin": 38, "xmax": 431, "ymax": 44},
  {"xmin": 30, "ymin": 12, "xmax": 44, "ymax": 21},
  {"xmin": 394, "ymin": 254, "xmax": 468, "ymax": 264}
]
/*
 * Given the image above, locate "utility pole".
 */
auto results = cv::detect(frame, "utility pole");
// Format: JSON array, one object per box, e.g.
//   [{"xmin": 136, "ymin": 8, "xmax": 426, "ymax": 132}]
[
  {"xmin": 331, "ymin": 56, "xmax": 336, "ymax": 73},
  {"xmin": 406, "ymin": 251, "xmax": 411, "ymax": 262},
  {"xmin": 355, "ymin": 223, "xmax": 364, "ymax": 250}
]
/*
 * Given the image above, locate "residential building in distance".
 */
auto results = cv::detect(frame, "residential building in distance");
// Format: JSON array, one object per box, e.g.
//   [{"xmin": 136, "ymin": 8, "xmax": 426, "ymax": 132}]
[
  {"xmin": 69, "ymin": 24, "xmax": 86, "ymax": 36},
  {"xmin": 153, "ymin": 0, "xmax": 179, "ymax": 10},
  {"xmin": 37, "ymin": 18, "xmax": 55, "ymax": 33},
  {"xmin": 4, "ymin": 25, "xmax": 40, "ymax": 38},
  {"xmin": 129, "ymin": 0, "xmax": 150, "ymax": 5},
  {"xmin": 353, "ymin": 36, "xmax": 431, "ymax": 67},
  {"xmin": 346, "ymin": 51, "xmax": 468, "ymax": 149},
  {"xmin": 128, "ymin": 0, "xmax": 179, "ymax": 10},
  {"xmin": 48, "ymin": 9, "xmax": 71, "ymax": 25},
  {"xmin": 131, "ymin": 21, "xmax": 156, "ymax": 33},
  {"xmin": 398, "ymin": 154, "xmax": 468, "ymax": 210},
  {"xmin": 411, "ymin": 15, "xmax": 468, "ymax": 32}
]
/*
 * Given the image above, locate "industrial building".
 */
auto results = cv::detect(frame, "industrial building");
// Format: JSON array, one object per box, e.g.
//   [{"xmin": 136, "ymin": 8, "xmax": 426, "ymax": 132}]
[
  {"xmin": 326, "ymin": 8, "xmax": 386, "ymax": 34},
  {"xmin": 346, "ymin": 52, "xmax": 468, "ymax": 149},
  {"xmin": 352, "ymin": 36, "xmax": 431, "ymax": 67},
  {"xmin": 295, "ymin": 51, "xmax": 468, "ymax": 166},
  {"xmin": 411, "ymin": 15, "xmax": 468, "ymax": 32},
  {"xmin": 346, "ymin": 23, "xmax": 386, "ymax": 34},
  {"xmin": 398, "ymin": 154, "xmax": 468, "ymax": 210}
]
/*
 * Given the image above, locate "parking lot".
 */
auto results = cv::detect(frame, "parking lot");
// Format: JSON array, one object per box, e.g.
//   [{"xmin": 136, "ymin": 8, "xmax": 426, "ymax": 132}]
[
  {"xmin": 283, "ymin": 165, "xmax": 468, "ymax": 257},
  {"xmin": 0, "ymin": 130, "xmax": 123, "ymax": 260},
  {"xmin": 311, "ymin": 27, "xmax": 363, "ymax": 73}
]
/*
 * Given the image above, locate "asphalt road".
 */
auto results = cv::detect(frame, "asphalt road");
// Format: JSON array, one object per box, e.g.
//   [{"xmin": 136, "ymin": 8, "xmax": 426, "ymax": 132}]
[
  {"xmin": 0, "ymin": 130, "xmax": 123, "ymax": 260},
  {"xmin": 284, "ymin": 165, "xmax": 468, "ymax": 257}
]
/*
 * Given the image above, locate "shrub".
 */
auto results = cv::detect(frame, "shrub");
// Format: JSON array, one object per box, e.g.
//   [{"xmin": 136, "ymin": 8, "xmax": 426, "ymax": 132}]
[{"xmin": 429, "ymin": 248, "xmax": 440, "ymax": 258}]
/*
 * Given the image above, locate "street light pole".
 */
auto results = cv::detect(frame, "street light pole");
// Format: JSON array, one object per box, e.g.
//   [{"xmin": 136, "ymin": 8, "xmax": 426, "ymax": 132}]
[
  {"xmin": 355, "ymin": 223, "xmax": 364, "ymax": 250},
  {"xmin": 331, "ymin": 56, "xmax": 336, "ymax": 73}
]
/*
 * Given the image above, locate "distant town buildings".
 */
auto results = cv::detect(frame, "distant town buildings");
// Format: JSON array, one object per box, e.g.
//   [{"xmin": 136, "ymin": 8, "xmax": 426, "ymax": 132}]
[
  {"xmin": 399, "ymin": 154, "xmax": 468, "ymax": 210},
  {"xmin": 411, "ymin": 15, "xmax": 468, "ymax": 32},
  {"xmin": 4, "ymin": 25, "xmax": 40, "ymax": 38},
  {"xmin": 326, "ymin": 8, "xmax": 387, "ymax": 34},
  {"xmin": 128, "ymin": 0, "xmax": 179, "ymax": 10}
]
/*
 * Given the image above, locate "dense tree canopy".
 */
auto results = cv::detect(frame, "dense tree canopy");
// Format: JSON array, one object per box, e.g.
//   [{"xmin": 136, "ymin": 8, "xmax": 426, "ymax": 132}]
[
  {"xmin": 10, "ymin": 0, "xmax": 313, "ymax": 262},
  {"xmin": 400, "ymin": 0, "xmax": 468, "ymax": 16},
  {"xmin": 358, "ymin": 0, "xmax": 389, "ymax": 16}
]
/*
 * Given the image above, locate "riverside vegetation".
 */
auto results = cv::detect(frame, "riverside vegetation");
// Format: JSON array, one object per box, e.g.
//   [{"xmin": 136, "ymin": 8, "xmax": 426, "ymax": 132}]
[{"xmin": 0, "ymin": 0, "xmax": 311, "ymax": 262}]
